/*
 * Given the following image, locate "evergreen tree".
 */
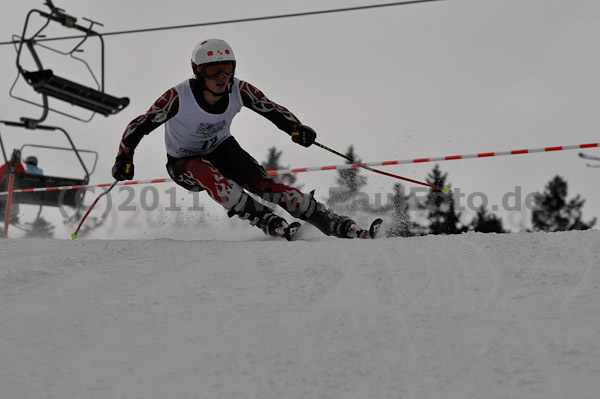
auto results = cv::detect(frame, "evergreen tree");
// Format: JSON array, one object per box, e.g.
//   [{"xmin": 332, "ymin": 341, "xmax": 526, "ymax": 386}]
[
  {"xmin": 24, "ymin": 216, "xmax": 55, "ymax": 238},
  {"xmin": 261, "ymin": 147, "xmax": 298, "ymax": 187},
  {"xmin": 386, "ymin": 183, "xmax": 423, "ymax": 237},
  {"xmin": 424, "ymin": 164, "xmax": 463, "ymax": 235},
  {"xmin": 531, "ymin": 175, "xmax": 596, "ymax": 232},
  {"xmin": 328, "ymin": 145, "xmax": 367, "ymax": 205},
  {"xmin": 469, "ymin": 205, "xmax": 506, "ymax": 233}
]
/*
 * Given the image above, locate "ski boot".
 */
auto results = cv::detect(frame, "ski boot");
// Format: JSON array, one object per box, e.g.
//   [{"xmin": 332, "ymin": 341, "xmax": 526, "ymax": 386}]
[
  {"xmin": 300, "ymin": 196, "xmax": 381, "ymax": 239},
  {"xmin": 228, "ymin": 193, "xmax": 300, "ymax": 240}
]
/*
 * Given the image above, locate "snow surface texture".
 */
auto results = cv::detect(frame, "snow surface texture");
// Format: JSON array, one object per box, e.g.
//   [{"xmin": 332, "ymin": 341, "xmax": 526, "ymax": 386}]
[{"xmin": 1, "ymin": 230, "xmax": 600, "ymax": 399}]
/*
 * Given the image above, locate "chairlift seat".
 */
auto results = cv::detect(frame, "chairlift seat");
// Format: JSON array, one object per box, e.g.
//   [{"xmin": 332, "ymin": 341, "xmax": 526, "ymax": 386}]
[
  {"xmin": 23, "ymin": 69, "xmax": 130, "ymax": 116},
  {"xmin": 1, "ymin": 172, "xmax": 86, "ymax": 208}
]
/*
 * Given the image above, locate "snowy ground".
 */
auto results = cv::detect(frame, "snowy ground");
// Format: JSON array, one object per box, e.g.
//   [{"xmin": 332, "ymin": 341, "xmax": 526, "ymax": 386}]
[{"xmin": 1, "ymin": 228, "xmax": 600, "ymax": 399}]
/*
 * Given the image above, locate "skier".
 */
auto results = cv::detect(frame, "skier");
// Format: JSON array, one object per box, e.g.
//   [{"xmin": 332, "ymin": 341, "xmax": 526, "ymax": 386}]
[{"xmin": 111, "ymin": 39, "xmax": 379, "ymax": 240}]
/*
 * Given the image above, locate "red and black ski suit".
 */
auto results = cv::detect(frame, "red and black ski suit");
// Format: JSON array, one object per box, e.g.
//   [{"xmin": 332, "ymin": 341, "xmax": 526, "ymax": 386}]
[{"xmin": 116, "ymin": 77, "xmax": 311, "ymax": 217}]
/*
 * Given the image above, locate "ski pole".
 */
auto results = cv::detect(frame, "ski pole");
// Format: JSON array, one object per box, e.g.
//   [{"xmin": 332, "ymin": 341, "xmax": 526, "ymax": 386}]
[
  {"xmin": 314, "ymin": 142, "xmax": 449, "ymax": 193},
  {"xmin": 71, "ymin": 180, "xmax": 118, "ymax": 239}
]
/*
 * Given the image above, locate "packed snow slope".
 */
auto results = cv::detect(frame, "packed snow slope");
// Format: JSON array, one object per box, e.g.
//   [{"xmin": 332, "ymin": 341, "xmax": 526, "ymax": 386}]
[{"xmin": 1, "ymin": 229, "xmax": 600, "ymax": 399}]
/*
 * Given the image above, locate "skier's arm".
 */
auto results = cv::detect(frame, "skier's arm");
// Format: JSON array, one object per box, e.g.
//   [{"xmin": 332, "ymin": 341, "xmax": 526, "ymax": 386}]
[
  {"xmin": 118, "ymin": 88, "xmax": 179, "ymax": 156},
  {"xmin": 112, "ymin": 88, "xmax": 179, "ymax": 180},
  {"xmin": 238, "ymin": 80, "xmax": 316, "ymax": 147}
]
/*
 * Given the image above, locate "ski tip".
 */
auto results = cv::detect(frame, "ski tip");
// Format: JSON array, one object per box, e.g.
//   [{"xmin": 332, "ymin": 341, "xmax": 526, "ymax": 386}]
[
  {"xmin": 369, "ymin": 218, "xmax": 384, "ymax": 239},
  {"xmin": 71, "ymin": 233, "xmax": 79, "ymax": 240},
  {"xmin": 284, "ymin": 222, "xmax": 302, "ymax": 241}
]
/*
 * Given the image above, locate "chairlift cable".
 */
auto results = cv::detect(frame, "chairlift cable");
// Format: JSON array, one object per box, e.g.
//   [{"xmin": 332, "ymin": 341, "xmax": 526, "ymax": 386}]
[{"xmin": 0, "ymin": 0, "xmax": 447, "ymax": 46}]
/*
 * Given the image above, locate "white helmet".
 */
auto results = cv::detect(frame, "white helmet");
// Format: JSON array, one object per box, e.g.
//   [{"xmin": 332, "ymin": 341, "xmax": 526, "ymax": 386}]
[{"xmin": 191, "ymin": 39, "xmax": 236, "ymax": 69}]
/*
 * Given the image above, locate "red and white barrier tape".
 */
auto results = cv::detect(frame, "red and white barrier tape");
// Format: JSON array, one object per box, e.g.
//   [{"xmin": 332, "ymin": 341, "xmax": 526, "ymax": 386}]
[
  {"xmin": 0, "ymin": 178, "xmax": 171, "ymax": 196},
  {"xmin": 1, "ymin": 141, "xmax": 598, "ymax": 196},
  {"xmin": 269, "ymin": 141, "xmax": 600, "ymax": 175}
]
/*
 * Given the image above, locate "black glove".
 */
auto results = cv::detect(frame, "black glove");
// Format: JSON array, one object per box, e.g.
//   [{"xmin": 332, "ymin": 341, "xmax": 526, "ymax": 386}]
[
  {"xmin": 290, "ymin": 124, "xmax": 317, "ymax": 148},
  {"xmin": 111, "ymin": 153, "xmax": 135, "ymax": 181}
]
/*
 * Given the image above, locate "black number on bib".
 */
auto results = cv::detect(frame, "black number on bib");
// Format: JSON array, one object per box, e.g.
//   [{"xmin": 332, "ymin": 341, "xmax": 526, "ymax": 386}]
[{"xmin": 201, "ymin": 136, "xmax": 218, "ymax": 152}]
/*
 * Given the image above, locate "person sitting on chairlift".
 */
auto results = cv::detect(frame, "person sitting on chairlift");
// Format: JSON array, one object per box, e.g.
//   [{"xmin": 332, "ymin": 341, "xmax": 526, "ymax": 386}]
[{"xmin": 25, "ymin": 156, "xmax": 43, "ymax": 175}]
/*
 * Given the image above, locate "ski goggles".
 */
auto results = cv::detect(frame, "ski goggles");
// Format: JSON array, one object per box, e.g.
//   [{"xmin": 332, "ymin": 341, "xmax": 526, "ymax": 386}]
[{"xmin": 200, "ymin": 62, "xmax": 234, "ymax": 79}]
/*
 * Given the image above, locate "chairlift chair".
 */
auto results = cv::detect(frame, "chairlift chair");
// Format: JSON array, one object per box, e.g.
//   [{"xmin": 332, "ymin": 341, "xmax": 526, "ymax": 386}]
[
  {"xmin": 10, "ymin": 0, "xmax": 129, "ymax": 127},
  {"xmin": 1, "ymin": 121, "xmax": 97, "ymax": 208}
]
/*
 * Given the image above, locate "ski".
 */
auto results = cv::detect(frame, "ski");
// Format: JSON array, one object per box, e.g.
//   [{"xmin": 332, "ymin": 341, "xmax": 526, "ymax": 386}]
[
  {"xmin": 284, "ymin": 221, "xmax": 302, "ymax": 241},
  {"xmin": 369, "ymin": 218, "xmax": 384, "ymax": 238},
  {"xmin": 279, "ymin": 219, "xmax": 383, "ymax": 241},
  {"xmin": 353, "ymin": 218, "xmax": 384, "ymax": 239}
]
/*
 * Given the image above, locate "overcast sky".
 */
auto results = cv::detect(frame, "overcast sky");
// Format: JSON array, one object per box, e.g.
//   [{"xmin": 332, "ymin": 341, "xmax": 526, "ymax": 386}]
[{"xmin": 1, "ymin": 0, "xmax": 599, "ymax": 231}]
